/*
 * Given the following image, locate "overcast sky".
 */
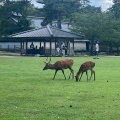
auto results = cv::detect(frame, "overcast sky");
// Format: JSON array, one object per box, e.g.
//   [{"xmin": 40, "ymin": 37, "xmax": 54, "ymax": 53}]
[
  {"xmin": 31, "ymin": 0, "xmax": 113, "ymax": 11},
  {"xmin": 90, "ymin": 0, "xmax": 113, "ymax": 11}
]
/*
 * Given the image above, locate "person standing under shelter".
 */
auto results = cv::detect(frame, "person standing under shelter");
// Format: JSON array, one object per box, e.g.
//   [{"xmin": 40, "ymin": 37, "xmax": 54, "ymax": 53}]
[
  {"xmin": 56, "ymin": 46, "xmax": 60, "ymax": 56},
  {"xmin": 30, "ymin": 42, "xmax": 34, "ymax": 55},
  {"xmin": 93, "ymin": 41, "xmax": 99, "ymax": 59},
  {"xmin": 65, "ymin": 44, "xmax": 67, "ymax": 56},
  {"xmin": 41, "ymin": 46, "xmax": 45, "ymax": 55},
  {"xmin": 56, "ymin": 43, "xmax": 60, "ymax": 56}
]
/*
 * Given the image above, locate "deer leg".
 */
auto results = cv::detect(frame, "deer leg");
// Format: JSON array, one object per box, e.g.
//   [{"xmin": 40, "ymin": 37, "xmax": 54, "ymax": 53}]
[
  {"xmin": 86, "ymin": 71, "xmax": 89, "ymax": 81},
  {"xmin": 79, "ymin": 72, "xmax": 83, "ymax": 81},
  {"xmin": 89, "ymin": 69, "xmax": 95, "ymax": 80},
  {"xmin": 53, "ymin": 70, "xmax": 58, "ymax": 80},
  {"xmin": 93, "ymin": 70, "xmax": 95, "ymax": 81},
  {"xmin": 89, "ymin": 69, "xmax": 93, "ymax": 80},
  {"xmin": 71, "ymin": 69, "xmax": 74, "ymax": 80},
  {"xmin": 68, "ymin": 68, "xmax": 74, "ymax": 80},
  {"xmin": 61, "ymin": 69, "xmax": 66, "ymax": 80},
  {"xmin": 68, "ymin": 72, "xmax": 71, "ymax": 79}
]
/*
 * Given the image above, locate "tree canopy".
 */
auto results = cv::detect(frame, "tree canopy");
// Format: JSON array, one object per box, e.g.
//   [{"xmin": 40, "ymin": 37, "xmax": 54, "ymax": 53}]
[
  {"xmin": 111, "ymin": 0, "xmax": 120, "ymax": 19},
  {"xmin": 38, "ymin": 0, "xmax": 89, "ymax": 28},
  {"xmin": 71, "ymin": 5, "xmax": 120, "ymax": 54},
  {"xmin": 0, "ymin": 0, "xmax": 31, "ymax": 36},
  {"xmin": 0, "ymin": 0, "xmax": 120, "ymax": 52}
]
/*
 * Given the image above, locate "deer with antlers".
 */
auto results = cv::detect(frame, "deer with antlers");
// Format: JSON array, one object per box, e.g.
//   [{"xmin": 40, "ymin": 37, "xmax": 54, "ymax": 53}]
[
  {"xmin": 75, "ymin": 61, "xmax": 95, "ymax": 82},
  {"xmin": 43, "ymin": 57, "xmax": 74, "ymax": 80}
]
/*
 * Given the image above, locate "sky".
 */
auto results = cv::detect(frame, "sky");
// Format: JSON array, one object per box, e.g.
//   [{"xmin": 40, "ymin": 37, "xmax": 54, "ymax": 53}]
[
  {"xmin": 31, "ymin": 0, "xmax": 114, "ymax": 11},
  {"xmin": 90, "ymin": 0, "xmax": 113, "ymax": 11}
]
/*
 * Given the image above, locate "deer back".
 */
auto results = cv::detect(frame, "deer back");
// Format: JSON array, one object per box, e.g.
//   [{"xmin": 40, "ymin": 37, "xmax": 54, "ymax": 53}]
[
  {"xmin": 43, "ymin": 58, "xmax": 73, "ymax": 70},
  {"xmin": 54, "ymin": 59, "xmax": 74, "ymax": 70},
  {"xmin": 80, "ymin": 61, "xmax": 95, "ymax": 72}
]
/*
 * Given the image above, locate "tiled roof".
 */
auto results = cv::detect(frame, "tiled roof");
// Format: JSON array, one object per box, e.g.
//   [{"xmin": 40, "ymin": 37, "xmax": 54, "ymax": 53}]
[
  {"xmin": 10, "ymin": 27, "xmax": 51, "ymax": 37},
  {"xmin": 37, "ymin": 0, "xmax": 44, "ymax": 3},
  {"xmin": 10, "ymin": 26, "xmax": 84, "ymax": 39}
]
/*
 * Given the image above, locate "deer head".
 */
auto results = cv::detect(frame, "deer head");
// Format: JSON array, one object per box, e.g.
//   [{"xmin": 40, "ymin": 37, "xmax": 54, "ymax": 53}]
[{"xmin": 43, "ymin": 57, "xmax": 51, "ymax": 70}]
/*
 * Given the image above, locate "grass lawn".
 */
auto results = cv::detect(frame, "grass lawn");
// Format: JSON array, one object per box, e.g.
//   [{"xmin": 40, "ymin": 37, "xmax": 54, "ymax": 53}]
[{"xmin": 0, "ymin": 56, "xmax": 120, "ymax": 120}]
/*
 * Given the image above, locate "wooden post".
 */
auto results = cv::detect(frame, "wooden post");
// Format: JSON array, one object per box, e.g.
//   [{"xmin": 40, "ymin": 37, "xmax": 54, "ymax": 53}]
[
  {"xmin": 50, "ymin": 39, "xmax": 52, "ymax": 56},
  {"xmin": 25, "ymin": 41, "xmax": 28, "ymax": 56},
  {"xmin": 73, "ymin": 39, "xmax": 74, "ymax": 50},
  {"xmin": 14, "ymin": 45, "xmax": 15, "ymax": 52},
  {"xmin": 44, "ymin": 41, "xmax": 46, "ymax": 56},
  {"xmin": 40, "ymin": 42, "xmax": 41, "ymax": 48},
  {"xmin": 0, "ymin": 45, "xmax": 2, "ymax": 50},
  {"xmin": 55, "ymin": 40, "xmax": 56, "ymax": 56},
  {"xmin": 20, "ymin": 42, "xmax": 22, "ymax": 55},
  {"xmin": 8, "ymin": 45, "xmax": 9, "ymax": 52},
  {"xmin": 73, "ymin": 39, "xmax": 74, "ymax": 56}
]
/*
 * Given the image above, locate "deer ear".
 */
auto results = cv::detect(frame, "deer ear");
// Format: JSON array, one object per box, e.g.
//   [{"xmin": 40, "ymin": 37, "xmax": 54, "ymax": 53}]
[
  {"xmin": 43, "ymin": 61, "xmax": 46, "ymax": 64},
  {"xmin": 48, "ymin": 57, "xmax": 51, "ymax": 64},
  {"xmin": 43, "ymin": 57, "xmax": 48, "ymax": 64}
]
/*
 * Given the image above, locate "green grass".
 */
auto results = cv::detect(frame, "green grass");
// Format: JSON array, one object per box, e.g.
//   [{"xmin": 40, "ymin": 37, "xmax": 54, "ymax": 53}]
[{"xmin": 0, "ymin": 56, "xmax": 120, "ymax": 120}]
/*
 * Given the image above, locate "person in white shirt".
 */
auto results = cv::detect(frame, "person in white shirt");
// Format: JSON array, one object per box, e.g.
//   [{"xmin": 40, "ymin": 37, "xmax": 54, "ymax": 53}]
[
  {"xmin": 56, "ymin": 47, "xmax": 60, "ymax": 56},
  {"xmin": 94, "ymin": 41, "xmax": 99, "ymax": 59}
]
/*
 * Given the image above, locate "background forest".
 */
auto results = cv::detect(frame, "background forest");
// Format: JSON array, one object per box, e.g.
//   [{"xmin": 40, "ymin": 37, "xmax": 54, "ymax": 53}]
[{"xmin": 0, "ymin": 0, "xmax": 120, "ymax": 52}]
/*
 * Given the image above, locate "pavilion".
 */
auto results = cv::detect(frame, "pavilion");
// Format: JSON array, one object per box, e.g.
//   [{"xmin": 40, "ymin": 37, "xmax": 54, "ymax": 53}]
[{"xmin": 0, "ymin": 26, "xmax": 88, "ymax": 56}]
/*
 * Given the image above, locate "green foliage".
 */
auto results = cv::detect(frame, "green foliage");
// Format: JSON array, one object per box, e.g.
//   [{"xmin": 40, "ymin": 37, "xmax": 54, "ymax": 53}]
[
  {"xmin": 0, "ymin": 0, "xmax": 31, "ymax": 36},
  {"xmin": 71, "ymin": 5, "xmax": 120, "ymax": 47},
  {"xmin": 80, "ymin": 5, "xmax": 101, "ymax": 13},
  {"xmin": 111, "ymin": 0, "xmax": 120, "ymax": 19},
  {"xmin": 0, "ymin": 56, "xmax": 120, "ymax": 120},
  {"xmin": 99, "ymin": 16, "xmax": 120, "ymax": 46},
  {"xmin": 71, "ymin": 11, "xmax": 102, "ymax": 41},
  {"xmin": 40, "ymin": 0, "xmax": 89, "ymax": 28}
]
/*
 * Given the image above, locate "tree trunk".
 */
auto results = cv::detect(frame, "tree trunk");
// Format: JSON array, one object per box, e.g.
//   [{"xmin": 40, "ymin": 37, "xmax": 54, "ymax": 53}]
[
  {"xmin": 57, "ymin": 12, "xmax": 62, "ymax": 29},
  {"xmin": 107, "ymin": 44, "xmax": 110, "ymax": 55},
  {"xmin": 90, "ymin": 41, "xmax": 94, "ymax": 56},
  {"xmin": 117, "ymin": 46, "xmax": 119, "ymax": 55},
  {"xmin": 109, "ymin": 46, "xmax": 112, "ymax": 55}
]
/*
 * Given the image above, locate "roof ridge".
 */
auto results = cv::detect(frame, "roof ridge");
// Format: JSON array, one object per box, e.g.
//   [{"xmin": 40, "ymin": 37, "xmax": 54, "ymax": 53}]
[
  {"xmin": 9, "ymin": 26, "xmax": 47, "ymax": 37},
  {"xmin": 9, "ymin": 25, "xmax": 84, "ymax": 38},
  {"xmin": 49, "ymin": 26, "xmax": 84, "ymax": 37},
  {"xmin": 47, "ymin": 25, "xmax": 53, "ymax": 36}
]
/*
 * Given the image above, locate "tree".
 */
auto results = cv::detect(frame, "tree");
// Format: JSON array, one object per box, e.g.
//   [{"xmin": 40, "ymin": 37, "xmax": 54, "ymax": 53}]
[
  {"xmin": 26, "ymin": 4, "xmax": 43, "ymax": 17},
  {"xmin": 80, "ymin": 4, "xmax": 101, "ymax": 14},
  {"xmin": 71, "ymin": 8, "xmax": 120, "ymax": 55},
  {"xmin": 70, "ymin": 6, "xmax": 102, "ymax": 54},
  {"xmin": 0, "ymin": 0, "xmax": 31, "ymax": 36},
  {"xmin": 37, "ymin": 0, "xmax": 89, "ymax": 29},
  {"xmin": 99, "ymin": 15, "xmax": 120, "ymax": 49},
  {"xmin": 111, "ymin": 0, "xmax": 120, "ymax": 19}
]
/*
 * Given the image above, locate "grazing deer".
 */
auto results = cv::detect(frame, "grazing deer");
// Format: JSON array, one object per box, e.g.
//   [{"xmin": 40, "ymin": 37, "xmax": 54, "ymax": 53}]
[
  {"xmin": 75, "ymin": 61, "xmax": 95, "ymax": 82},
  {"xmin": 43, "ymin": 57, "xmax": 74, "ymax": 80}
]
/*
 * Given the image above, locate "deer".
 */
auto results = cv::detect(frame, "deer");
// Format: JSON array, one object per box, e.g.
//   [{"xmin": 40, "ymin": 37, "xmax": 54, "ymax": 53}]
[
  {"xmin": 75, "ymin": 61, "xmax": 95, "ymax": 82},
  {"xmin": 43, "ymin": 57, "xmax": 74, "ymax": 80}
]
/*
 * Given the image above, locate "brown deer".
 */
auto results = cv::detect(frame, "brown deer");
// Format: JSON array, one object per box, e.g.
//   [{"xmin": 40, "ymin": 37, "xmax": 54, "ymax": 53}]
[
  {"xmin": 75, "ymin": 61, "xmax": 95, "ymax": 82},
  {"xmin": 43, "ymin": 57, "xmax": 74, "ymax": 80}
]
